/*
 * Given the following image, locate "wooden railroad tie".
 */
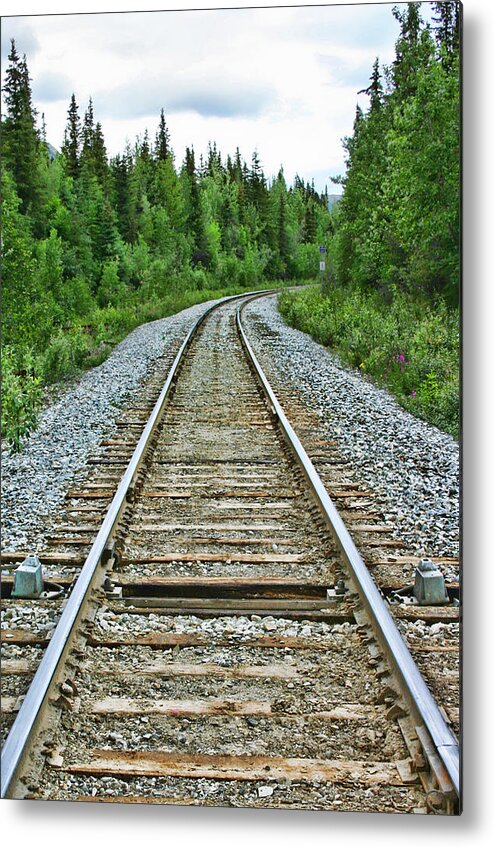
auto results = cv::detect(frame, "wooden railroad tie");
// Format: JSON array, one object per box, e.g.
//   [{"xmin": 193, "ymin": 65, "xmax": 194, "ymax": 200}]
[{"xmin": 52, "ymin": 750, "xmax": 419, "ymax": 787}]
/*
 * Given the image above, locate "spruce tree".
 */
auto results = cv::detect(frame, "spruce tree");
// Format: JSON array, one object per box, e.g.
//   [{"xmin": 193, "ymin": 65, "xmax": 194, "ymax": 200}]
[
  {"xmin": 183, "ymin": 145, "xmax": 205, "ymax": 251},
  {"xmin": 248, "ymin": 150, "xmax": 268, "ymax": 220},
  {"xmin": 134, "ymin": 130, "xmax": 154, "ymax": 200},
  {"xmin": 207, "ymin": 142, "xmax": 223, "ymax": 178},
  {"xmin": 3, "ymin": 39, "xmax": 23, "ymax": 122},
  {"xmin": 62, "ymin": 94, "xmax": 82, "ymax": 178},
  {"xmin": 2, "ymin": 40, "xmax": 41, "ymax": 214},
  {"xmin": 432, "ymin": 1, "xmax": 460, "ymax": 66},
  {"xmin": 233, "ymin": 148, "xmax": 244, "ymax": 183},
  {"xmin": 81, "ymin": 97, "xmax": 95, "ymax": 164},
  {"xmin": 91, "ymin": 122, "xmax": 109, "ymax": 188},
  {"xmin": 303, "ymin": 201, "xmax": 317, "ymax": 243},
  {"xmin": 359, "ymin": 58, "xmax": 383, "ymax": 111},
  {"xmin": 111, "ymin": 146, "xmax": 137, "ymax": 243},
  {"xmin": 392, "ymin": 3, "xmax": 424, "ymax": 99},
  {"xmin": 140, "ymin": 129, "xmax": 151, "ymax": 161},
  {"xmin": 154, "ymin": 109, "xmax": 170, "ymax": 162}
]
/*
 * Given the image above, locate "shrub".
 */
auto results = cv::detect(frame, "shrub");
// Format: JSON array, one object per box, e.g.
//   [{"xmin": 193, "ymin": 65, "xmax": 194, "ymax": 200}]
[
  {"xmin": 97, "ymin": 260, "xmax": 127, "ymax": 307},
  {"xmin": 64, "ymin": 276, "xmax": 94, "ymax": 317},
  {"xmin": 279, "ymin": 285, "xmax": 459, "ymax": 438},
  {"xmin": 293, "ymin": 243, "xmax": 320, "ymax": 279},
  {"xmin": 1, "ymin": 347, "xmax": 43, "ymax": 452},
  {"xmin": 41, "ymin": 328, "xmax": 90, "ymax": 381}
]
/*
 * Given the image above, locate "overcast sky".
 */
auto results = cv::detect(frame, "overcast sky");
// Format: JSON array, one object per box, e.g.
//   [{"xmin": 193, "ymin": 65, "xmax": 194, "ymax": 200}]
[{"xmin": 1, "ymin": 2, "xmax": 429, "ymax": 193}]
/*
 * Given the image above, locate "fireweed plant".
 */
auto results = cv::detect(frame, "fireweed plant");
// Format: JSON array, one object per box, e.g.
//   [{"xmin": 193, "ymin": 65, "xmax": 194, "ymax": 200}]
[{"xmin": 279, "ymin": 285, "xmax": 459, "ymax": 439}]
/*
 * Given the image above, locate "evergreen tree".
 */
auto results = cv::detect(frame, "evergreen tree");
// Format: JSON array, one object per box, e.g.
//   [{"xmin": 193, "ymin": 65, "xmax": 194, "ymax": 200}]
[
  {"xmin": 359, "ymin": 58, "xmax": 383, "ymax": 111},
  {"xmin": 2, "ymin": 40, "xmax": 41, "ymax": 214},
  {"xmin": 207, "ymin": 142, "xmax": 223, "ymax": 177},
  {"xmin": 248, "ymin": 151, "xmax": 265, "ymax": 205},
  {"xmin": 392, "ymin": 3, "xmax": 425, "ymax": 99},
  {"xmin": 134, "ymin": 130, "xmax": 154, "ymax": 202},
  {"xmin": 61, "ymin": 94, "xmax": 82, "ymax": 178},
  {"xmin": 40, "ymin": 112, "xmax": 47, "ymax": 144},
  {"xmin": 233, "ymin": 148, "xmax": 244, "ymax": 183},
  {"xmin": 3, "ymin": 39, "xmax": 24, "ymax": 122},
  {"xmin": 247, "ymin": 150, "xmax": 269, "ymax": 240},
  {"xmin": 140, "ymin": 129, "xmax": 151, "ymax": 161},
  {"xmin": 111, "ymin": 151, "xmax": 137, "ymax": 243},
  {"xmin": 432, "ymin": 1, "xmax": 461, "ymax": 65},
  {"xmin": 91, "ymin": 122, "xmax": 109, "ymax": 188},
  {"xmin": 184, "ymin": 145, "xmax": 196, "ymax": 180},
  {"xmin": 330, "ymin": 3, "xmax": 459, "ymax": 300},
  {"xmin": 303, "ymin": 201, "xmax": 317, "ymax": 243},
  {"xmin": 81, "ymin": 97, "xmax": 95, "ymax": 163},
  {"xmin": 182, "ymin": 146, "xmax": 205, "ymax": 252},
  {"xmin": 154, "ymin": 109, "xmax": 171, "ymax": 162}
]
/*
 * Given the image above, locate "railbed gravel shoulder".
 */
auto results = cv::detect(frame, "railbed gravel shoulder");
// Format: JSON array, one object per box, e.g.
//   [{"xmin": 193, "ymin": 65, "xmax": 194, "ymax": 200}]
[
  {"xmin": 242, "ymin": 294, "xmax": 460, "ymax": 562},
  {"xmin": 1, "ymin": 297, "xmax": 230, "ymax": 553},
  {"xmin": 42, "ymin": 772, "xmax": 427, "ymax": 812},
  {"xmin": 2, "ymin": 292, "xmax": 459, "ymax": 565}
]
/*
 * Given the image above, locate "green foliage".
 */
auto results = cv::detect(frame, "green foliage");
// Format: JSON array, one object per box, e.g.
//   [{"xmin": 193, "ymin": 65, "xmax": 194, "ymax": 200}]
[
  {"xmin": 61, "ymin": 94, "xmax": 81, "ymax": 179},
  {"xmin": 40, "ymin": 328, "xmax": 91, "ymax": 381},
  {"xmin": 1, "ymin": 347, "xmax": 43, "ymax": 451},
  {"xmin": 1, "ymin": 170, "xmax": 53, "ymax": 348},
  {"xmin": 2, "ymin": 40, "xmax": 42, "ymax": 218},
  {"xmin": 97, "ymin": 259, "xmax": 127, "ymax": 307},
  {"xmin": 292, "ymin": 243, "xmax": 321, "ymax": 279},
  {"xmin": 301, "ymin": 4, "xmax": 461, "ymax": 439},
  {"xmin": 279, "ymin": 286, "xmax": 459, "ymax": 438},
  {"xmin": 63, "ymin": 276, "xmax": 94, "ymax": 317},
  {"xmin": 1, "ymin": 41, "xmax": 333, "ymax": 451},
  {"xmin": 330, "ymin": 5, "xmax": 460, "ymax": 303}
]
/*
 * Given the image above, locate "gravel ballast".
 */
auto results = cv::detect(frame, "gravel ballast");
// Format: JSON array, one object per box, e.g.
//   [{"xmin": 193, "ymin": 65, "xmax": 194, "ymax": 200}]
[
  {"xmin": 2, "ymin": 292, "xmax": 460, "ymax": 565},
  {"xmin": 2, "ymin": 293, "xmax": 459, "ymax": 812},
  {"xmin": 1, "ymin": 297, "xmax": 231, "ymax": 552},
  {"xmin": 242, "ymin": 294, "xmax": 460, "ymax": 561}
]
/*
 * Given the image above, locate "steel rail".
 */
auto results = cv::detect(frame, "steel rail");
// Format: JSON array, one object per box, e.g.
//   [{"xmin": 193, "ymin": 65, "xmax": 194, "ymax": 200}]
[
  {"xmin": 1, "ymin": 288, "xmax": 275, "ymax": 798},
  {"xmin": 236, "ymin": 297, "xmax": 460, "ymax": 803}
]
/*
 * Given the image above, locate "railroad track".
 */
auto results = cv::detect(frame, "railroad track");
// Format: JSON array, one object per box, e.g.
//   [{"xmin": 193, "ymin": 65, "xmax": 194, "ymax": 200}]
[{"xmin": 1, "ymin": 291, "xmax": 460, "ymax": 813}]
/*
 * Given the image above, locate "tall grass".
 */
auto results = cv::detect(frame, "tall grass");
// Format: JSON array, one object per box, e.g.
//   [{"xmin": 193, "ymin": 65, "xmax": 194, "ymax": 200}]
[{"xmin": 278, "ymin": 285, "xmax": 459, "ymax": 439}]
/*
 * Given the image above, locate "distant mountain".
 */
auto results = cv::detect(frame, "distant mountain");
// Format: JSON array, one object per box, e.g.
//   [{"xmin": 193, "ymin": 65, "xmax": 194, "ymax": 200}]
[
  {"xmin": 327, "ymin": 194, "xmax": 342, "ymax": 211},
  {"xmin": 45, "ymin": 141, "xmax": 59, "ymax": 161}
]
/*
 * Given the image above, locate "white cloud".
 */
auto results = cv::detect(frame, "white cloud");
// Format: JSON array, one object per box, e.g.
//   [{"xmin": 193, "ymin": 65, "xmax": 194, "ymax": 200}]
[
  {"xmin": 32, "ymin": 68, "xmax": 72, "ymax": 102},
  {"xmin": 1, "ymin": 17, "xmax": 39, "ymax": 59},
  {"xmin": 1, "ymin": 2, "xmax": 405, "ymax": 192}
]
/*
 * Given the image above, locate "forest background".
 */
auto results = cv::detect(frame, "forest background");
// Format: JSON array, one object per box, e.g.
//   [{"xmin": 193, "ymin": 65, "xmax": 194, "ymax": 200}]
[{"xmin": 1, "ymin": 1, "xmax": 460, "ymax": 450}]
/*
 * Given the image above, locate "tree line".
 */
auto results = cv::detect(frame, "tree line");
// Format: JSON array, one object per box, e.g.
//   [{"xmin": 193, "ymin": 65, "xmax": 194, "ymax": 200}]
[
  {"xmin": 2, "ymin": 38, "xmax": 332, "ymax": 362},
  {"xmin": 329, "ymin": 1, "xmax": 460, "ymax": 304},
  {"xmin": 2, "ymin": 3, "xmax": 460, "ymax": 447},
  {"xmin": 280, "ymin": 2, "xmax": 460, "ymax": 438},
  {"xmin": 1, "ymin": 38, "xmax": 333, "ymax": 448}
]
